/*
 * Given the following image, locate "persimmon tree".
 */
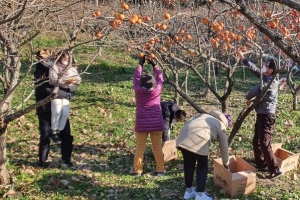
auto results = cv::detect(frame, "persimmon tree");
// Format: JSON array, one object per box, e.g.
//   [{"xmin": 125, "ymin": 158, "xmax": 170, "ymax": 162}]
[
  {"xmin": 90, "ymin": 1, "xmax": 243, "ymax": 114},
  {"xmin": 89, "ymin": 0, "xmax": 300, "ymax": 146}
]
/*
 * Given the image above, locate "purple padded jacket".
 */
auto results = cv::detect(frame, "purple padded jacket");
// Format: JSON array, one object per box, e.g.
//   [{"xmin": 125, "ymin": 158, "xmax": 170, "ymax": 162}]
[{"xmin": 133, "ymin": 65, "xmax": 164, "ymax": 132}]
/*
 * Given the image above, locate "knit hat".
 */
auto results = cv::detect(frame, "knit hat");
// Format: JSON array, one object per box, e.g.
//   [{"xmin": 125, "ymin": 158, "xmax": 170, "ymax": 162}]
[
  {"xmin": 223, "ymin": 112, "xmax": 233, "ymax": 126},
  {"xmin": 267, "ymin": 59, "xmax": 277, "ymax": 70},
  {"xmin": 209, "ymin": 110, "xmax": 232, "ymax": 128},
  {"xmin": 140, "ymin": 74, "xmax": 156, "ymax": 89}
]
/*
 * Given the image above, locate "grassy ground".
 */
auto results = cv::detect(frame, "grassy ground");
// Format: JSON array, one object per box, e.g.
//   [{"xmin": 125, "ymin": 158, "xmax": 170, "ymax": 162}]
[{"xmin": 2, "ymin": 45, "xmax": 300, "ymax": 200}]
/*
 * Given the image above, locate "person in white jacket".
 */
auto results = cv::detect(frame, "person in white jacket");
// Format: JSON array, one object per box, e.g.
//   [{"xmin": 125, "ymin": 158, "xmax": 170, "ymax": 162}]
[
  {"xmin": 48, "ymin": 51, "xmax": 81, "ymax": 144},
  {"xmin": 176, "ymin": 110, "xmax": 232, "ymax": 200}
]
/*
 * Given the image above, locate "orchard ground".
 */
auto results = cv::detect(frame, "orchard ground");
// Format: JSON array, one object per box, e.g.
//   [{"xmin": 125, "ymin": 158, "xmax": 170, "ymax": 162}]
[{"xmin": 2, "ymin": 40, "xmax": 300, "ymax": 199}]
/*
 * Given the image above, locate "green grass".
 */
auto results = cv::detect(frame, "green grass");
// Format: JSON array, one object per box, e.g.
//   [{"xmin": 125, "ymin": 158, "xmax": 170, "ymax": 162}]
[{"xmin": 2, "ymin": 44, "xmax": 300, "ymax": 200}]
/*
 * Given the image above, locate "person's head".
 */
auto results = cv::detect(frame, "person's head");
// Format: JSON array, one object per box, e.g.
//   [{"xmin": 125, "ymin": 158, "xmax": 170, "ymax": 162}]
[
  {"xmin": 36, "ymin": 49, "xmax": 54, "ymax": 60},
  {"xmin": 57, "ymin": 51, "xmax": 70, "ymax": 66},
  {"xmin": 140, "ymin": 74, "xmax": 156, "ymax": 90},
  {"xmin": 36, "ymin": 49, "xmax": 54, "ymax": 67},
  {"xmin": 174, "ymin": 109, "xmax": 186, "ymax": 122},
  {"xmin": 263, "ymin": 59, "xmax": 276, "ymax": 76}
]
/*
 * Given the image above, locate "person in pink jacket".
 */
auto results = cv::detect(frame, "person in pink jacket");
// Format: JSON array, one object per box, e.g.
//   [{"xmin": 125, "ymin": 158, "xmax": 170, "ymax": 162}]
[{"xmin": 133, "ymin": 56, "xmax": 165, "ymax": 177}]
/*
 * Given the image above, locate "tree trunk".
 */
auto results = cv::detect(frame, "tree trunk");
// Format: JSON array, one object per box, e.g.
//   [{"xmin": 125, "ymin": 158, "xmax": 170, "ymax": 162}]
[
  {"xmin": 174, "ymin": 70, "xmax": 179, "ymax": 104},
  {"xmin": 204, "ymin": 60, "xmax": 211, "ymax": 98},
  {"xmin": 292, "ymin": 92, "xmax": 298, "ymax": 110},
  {"xmin": 0, "ymin": 125, "xmax": 10, "ymax": 185},
  {"xmin": 184, "ymin": 69, "xmax": 189, "ymax": 94}
]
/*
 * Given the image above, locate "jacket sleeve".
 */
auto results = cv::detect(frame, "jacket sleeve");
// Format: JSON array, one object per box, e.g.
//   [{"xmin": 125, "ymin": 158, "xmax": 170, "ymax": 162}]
[
  {"xmin": 218, "ymin": 129, "xmax": 229, "ymax": 166},
  {"xmin": 153, "ymin": 66, "xmax": 163, "ymax": 88},
  {"xmin": 35, "ymin": 82, "xmax": 54, "ymax": 98},
  {"xmin": 246, "ymin": 84, "xmax": 260, "ymax": 100},
  {"xmin": 49, "ymin": 64, "xmax": 59, "ymax": 82},
  {"xmin": 133, "ymin": 65, "xmax": 142, "ymax": 90},
  {"xmin": 243, "ymin": 59, "xmax": 260, "ymax": 78},
  {"xmin": 34, "ymin": 63, "xmax": 49, "ymax": 80}
]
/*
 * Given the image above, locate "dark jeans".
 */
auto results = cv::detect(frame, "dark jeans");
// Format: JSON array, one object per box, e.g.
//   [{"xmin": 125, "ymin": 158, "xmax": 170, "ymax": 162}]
[
  {"xmin": 253, "ymin": 113, "xmax": 278, "ymax": 172},
  {"xmin": 180, "ymin": 148, "xmax": 208, "ymax": 192},
  {"xmin": 38, "ymin": 113, "xmax": 73, "ymax": 163}
]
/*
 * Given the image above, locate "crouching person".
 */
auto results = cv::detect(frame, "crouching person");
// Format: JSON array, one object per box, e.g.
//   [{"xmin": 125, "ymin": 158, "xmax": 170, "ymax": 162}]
[{"xmin": 176, "ymin": 110, "xmax": 232, "ymax": 200}]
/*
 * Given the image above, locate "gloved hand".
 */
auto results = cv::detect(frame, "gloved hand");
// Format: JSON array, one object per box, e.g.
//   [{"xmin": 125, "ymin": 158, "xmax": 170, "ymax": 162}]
[
  {"xmin": 147, "ymin": 58, "xmax": 156, "ymax": 68},
  {"xmin": 139, "ymin": 55, "xmax": 146, "ymax": 66}
]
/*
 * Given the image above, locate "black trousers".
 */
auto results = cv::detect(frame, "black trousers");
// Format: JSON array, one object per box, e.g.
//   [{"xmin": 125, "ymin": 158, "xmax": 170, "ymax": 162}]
[
  {"xmin": 38, "ymin": 113, "xmax": 73, "ymax": 163},
  {"xmin": 180, "ymin": 148, "xmax": 208, "ymax": 192},
  {"xmin": 253, "ymin": 113, "xmax": 278, "ymax": 172}
]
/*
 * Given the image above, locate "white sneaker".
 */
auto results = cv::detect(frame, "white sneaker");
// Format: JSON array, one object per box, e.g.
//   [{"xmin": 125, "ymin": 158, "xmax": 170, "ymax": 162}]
[
  {"xmin": 195, "ymin": 192, "xmax": 212, "ymax": 200},
  {"xmin": 183, "ymin": 188, "xmax": 196, "ymax": 199}
]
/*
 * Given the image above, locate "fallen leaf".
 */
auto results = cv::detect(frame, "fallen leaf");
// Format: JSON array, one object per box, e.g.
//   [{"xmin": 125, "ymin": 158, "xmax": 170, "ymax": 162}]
[{"xmin": 60, "ymin": 180, "xmax": 69, "ymax": 186}]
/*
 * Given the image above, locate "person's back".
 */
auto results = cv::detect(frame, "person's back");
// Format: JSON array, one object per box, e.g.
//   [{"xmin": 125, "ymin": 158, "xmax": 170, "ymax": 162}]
[
  {"xmin": 132, "ymin": 57, "xmax": 165, "ymax": 177},
  {"xmin": 161, "ymin": 101, "xmax": 179, "ymax": 121},
  {"xmin": 133, "ymin": 66, "xmax": 164, "ymax": 132},
  {"xmin": 176, "ymin": 113, "xmax": 228, "ymax": 161},
  {"xmin": 160, "ymin": 101, "xmax": 186, "ymax": 141}
]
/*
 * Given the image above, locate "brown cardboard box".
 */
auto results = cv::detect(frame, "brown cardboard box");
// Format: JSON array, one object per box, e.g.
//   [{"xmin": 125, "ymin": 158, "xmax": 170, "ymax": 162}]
[
  {"xmin": 272, "ymin": 143, "xmax": 300, "ymax": 173},
  {"xmin": 161, "ymin": 140, "xmax": 178, "ymax": 162},
  {"xmin": 214, "ymin": 156, "xmax": 256, "ymax": 197}
]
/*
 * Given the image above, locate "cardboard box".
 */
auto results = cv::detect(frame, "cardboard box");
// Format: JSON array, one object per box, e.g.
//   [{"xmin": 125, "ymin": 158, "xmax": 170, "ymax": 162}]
[
  {"xmin": 272, "ymin": 143, "xmax": 300, "ymax": 173},
  {"xmin": 161, "ymin": 140, "xmax": 178, "ymax": 162},
  {"xmin": 214, "ymin": 156, "xmax": 256, "ymax": 197}
]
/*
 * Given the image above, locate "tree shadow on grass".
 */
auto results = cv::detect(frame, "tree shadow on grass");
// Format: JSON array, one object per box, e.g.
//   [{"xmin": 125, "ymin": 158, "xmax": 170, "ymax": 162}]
[
  {"xmin": 8, "ymin": 141, "xmax": 282, "ymax": 200},
  {"xmin": 32, "ymin": 171, "xmax": 190, "ymax": 200}
]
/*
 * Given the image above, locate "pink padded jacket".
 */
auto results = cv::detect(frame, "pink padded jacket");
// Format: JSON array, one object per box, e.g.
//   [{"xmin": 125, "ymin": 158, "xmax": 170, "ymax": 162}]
[{"xmin": 133, "ymin": 65, "xmax": 164, "ymax": 132}]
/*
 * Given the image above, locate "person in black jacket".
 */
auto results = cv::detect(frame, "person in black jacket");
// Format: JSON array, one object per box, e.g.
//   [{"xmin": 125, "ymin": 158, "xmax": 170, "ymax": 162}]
[
  {"xmin": 161, "ymin": 101, "xmax": 186, "ymax": 142},
  {"xmin": 34, "ymin": 50, "xmax": 74, "ymax": 168}
]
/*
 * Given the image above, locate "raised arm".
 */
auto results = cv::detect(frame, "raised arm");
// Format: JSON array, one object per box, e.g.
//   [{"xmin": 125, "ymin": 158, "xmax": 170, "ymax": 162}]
[
  {"xmin": 236, "ymin": 48, "xmax": 260, "ymax": 78},
  {"xmin": 153, "ymin": 65, "xmax": 163, "ymax": 86},
  {"xmin": 133, "ymin": 65, "xmax": 142, "ymax": 90}
]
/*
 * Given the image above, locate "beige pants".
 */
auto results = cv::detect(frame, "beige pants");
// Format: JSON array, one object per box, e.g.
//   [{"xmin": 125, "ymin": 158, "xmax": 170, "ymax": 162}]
[{"xmin": 134, "ymin": 131, "xmax": 164, "ymax": 174}]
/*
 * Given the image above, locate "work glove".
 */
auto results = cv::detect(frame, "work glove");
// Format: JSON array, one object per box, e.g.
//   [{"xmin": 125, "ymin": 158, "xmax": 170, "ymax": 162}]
[
  {"xmin": 139, "ymin": 55, "xmax": 146, "ymax": 66},
  {"xmin": 147, "ymin": 59, "xmax": 156, "ymax": 68}
]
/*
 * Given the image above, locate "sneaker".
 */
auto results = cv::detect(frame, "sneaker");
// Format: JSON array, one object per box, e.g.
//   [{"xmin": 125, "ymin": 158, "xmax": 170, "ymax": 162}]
[
  {"xmin": 156, "ymin": 170, "xmax": 166, "ymax": 177},
  {"xmin": 51, "ymin": 133, "xmax": 62, "ymax": 144},
  {"xmin": 134, "ymin": 173, "xmax": 142, "ymax": 177},
  {"xmin": 195, "ymin": 192, "xmax": 212, "ymax": 200},
  {"xmin": 183, "ymin": 188, "xmax": 196, "ymax": 199},
  {"xmin": 267, "ymin": 168, "xmax": 284, "ymax": 179}
]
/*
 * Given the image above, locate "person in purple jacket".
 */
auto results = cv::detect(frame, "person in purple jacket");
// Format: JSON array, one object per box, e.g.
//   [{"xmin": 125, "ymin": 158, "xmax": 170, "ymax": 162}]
[{"xmin": 133, "ymin": 56, "xmax": 165, "ymax": 177}]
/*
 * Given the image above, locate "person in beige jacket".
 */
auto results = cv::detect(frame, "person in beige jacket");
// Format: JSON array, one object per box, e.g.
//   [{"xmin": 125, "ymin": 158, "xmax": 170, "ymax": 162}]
[{"xmin": 176, "ymin": 110, "xmax": 232, "ymax": 200}]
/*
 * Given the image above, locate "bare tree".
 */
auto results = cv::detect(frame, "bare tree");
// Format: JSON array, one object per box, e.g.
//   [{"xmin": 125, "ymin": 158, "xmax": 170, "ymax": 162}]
[{"xmin": 0, "ymin": 0, "xmax": 112, "ymax": 184}]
